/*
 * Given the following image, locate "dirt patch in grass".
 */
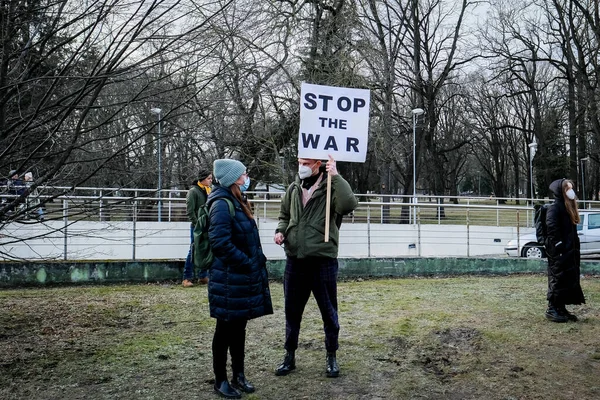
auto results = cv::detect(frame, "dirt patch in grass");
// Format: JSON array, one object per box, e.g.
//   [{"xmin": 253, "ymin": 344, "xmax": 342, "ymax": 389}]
[{"xmin": 1, "ymin": 275, "xmax": 599, "ymax": 399}]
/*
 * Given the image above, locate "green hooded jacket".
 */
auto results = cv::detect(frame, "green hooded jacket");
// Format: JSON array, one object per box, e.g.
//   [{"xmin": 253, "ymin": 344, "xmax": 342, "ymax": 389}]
[
  {"xmin": 276, "ymin": 172, "xmax": 358, "ymax": 259},
  {"xmin": 186, "ymin": 184, "xmax": 208, "ymax": 226}
]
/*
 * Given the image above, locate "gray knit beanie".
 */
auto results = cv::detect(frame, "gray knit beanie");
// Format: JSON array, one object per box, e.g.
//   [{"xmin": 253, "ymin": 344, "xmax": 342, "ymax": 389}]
[{"xmin": 213, "ymin": 159, "xmax": 246, "ymax": 188}]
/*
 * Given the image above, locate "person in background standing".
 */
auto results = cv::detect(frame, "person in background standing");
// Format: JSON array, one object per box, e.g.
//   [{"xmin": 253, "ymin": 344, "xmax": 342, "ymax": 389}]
[
  {"xmin": 207, "ymin": 159, "xmax": 273, "ymax": 399},
  {"xmin": 7, "ymin": 170, "xmax": 25, "ymax": 196},
  {"xmin": 23, "ymin": 172, "xmax": 44, "ymax": 220},
  {"xmin": 183, "ymin": 169, "xmax": 213, "ymax": 287},
  {"xmin": 4, "ymin": 170, "xmax": 25, "ymax": 214},
  {"xmin": 544, "ymin": 178, "xmax": 586, "ymax": 322}
]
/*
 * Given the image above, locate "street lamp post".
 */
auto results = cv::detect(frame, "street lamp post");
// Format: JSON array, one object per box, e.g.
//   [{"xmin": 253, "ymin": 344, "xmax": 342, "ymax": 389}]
[
  {"xmin": 150, "ymin": 107, "xmax": 162, "ymax": 222},
  {"xmin": 581, "ymin": 157, "xmax": 589, "ymax": 209},
  {"xmin": 528, "ymin": 141, "xmax": 538, "ymax": 203},
  {"xmin": 412, "ymin": 108, "xmax": 425, "ymax": 224}
]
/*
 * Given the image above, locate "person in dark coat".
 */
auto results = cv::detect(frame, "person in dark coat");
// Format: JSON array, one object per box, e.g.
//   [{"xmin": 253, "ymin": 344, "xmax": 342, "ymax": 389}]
[
  {"xmin": 207, "ymin": 159, "xmax": 273, "ymax": 399},
  {"xmin": 182, "ymin": 168, "xmax": 213, "ymax": 287},
  {"xmin": 544, "ymin": 178, "xmax": 586, "ymax": 322}
]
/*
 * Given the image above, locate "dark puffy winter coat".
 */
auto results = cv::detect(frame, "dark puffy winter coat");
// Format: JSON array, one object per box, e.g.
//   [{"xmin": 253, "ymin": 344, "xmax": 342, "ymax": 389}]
[
  {"xmin": 206, "ymin": 184, "xmax": 273, "ymax": 321},
  {"xmin": 545, "ymin": 179, "xmax": 585, "ymax": 306}
]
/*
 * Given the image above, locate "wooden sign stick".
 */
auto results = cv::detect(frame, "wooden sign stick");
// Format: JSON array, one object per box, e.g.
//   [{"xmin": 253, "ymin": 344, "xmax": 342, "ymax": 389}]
[{"xmin": 324, "ymin": 173, "xmax": 332, "ymax": 242}]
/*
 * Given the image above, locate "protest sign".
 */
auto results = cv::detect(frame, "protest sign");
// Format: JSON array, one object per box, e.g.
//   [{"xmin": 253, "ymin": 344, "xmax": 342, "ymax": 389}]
[
  {"xmin": 297, "ymin": 83, "xmax": 370, "ymax": 242},
  {"xmin": 298, "ymin": 83, "xmax": 370, "ymax": 162}
]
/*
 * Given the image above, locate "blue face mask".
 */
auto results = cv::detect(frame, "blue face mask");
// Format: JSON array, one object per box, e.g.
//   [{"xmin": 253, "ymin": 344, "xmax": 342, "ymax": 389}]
[{"xmin": 239, "ymin": 176, "xmax": 250, "ymax": 192}]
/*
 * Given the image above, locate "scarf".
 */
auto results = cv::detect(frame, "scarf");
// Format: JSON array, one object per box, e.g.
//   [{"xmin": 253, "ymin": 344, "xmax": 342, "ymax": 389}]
[{"xmin": 198, "ymin": 182, "xmax": 211, "ymax": 194}]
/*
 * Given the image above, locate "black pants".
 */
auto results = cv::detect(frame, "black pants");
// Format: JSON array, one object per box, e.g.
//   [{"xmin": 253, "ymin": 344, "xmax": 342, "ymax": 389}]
[
  {"xmin": 212, "ymin": 319, "xmax": 247, "ymax": 383},
  {"xmin": 284, "ymin": 257, "xmax": 339, "ymax": 353}
]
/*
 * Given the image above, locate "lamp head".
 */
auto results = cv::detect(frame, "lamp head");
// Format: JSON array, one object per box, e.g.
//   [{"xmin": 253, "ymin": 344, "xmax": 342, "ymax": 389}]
[
  {"xmin": 528, "ymin": 142, "xmax": 537, "ymax": 158},
  {"xmin": 412, "ymin": 108, "xmax": 425, "ymax": 116},
  {"xmin": 150, "ymin": 108, "xmax": 162, "ymax": 115}
]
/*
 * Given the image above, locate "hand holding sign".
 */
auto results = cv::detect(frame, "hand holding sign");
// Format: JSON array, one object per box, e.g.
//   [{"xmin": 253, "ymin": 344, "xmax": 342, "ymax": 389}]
[{"xmin": 326, "ymin": 155, "xmax": 338, "ymax": 176}]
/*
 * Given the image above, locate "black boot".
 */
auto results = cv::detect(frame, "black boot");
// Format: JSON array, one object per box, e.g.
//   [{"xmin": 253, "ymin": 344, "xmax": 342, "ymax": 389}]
[
  {"xmin": 326, "ymin": 351, "xmax": 340, "ymax": 378},
  {"xmin": 275, "ymin": 351, "xmax": 296, "ymax": 376},
  {"xmin": 231, "ymin": 372, "xmax": 255, "ymax": 393},
  {"xmin": 557, "ymin": 306, "xmax": 578, "ymax": 322},
  {"xmin": 214, "ymin": 380, "xmax": 241, "ymax": 399},
  {"xmin": 545, "ymin": 304, "xmax": 568, "ymax": 323}
]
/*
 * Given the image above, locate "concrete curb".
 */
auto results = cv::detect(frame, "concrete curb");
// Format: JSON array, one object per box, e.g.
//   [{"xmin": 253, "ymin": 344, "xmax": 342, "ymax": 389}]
[{"xmin": 2, "ymin": 258, "xmax": 600, "ymax": 287}]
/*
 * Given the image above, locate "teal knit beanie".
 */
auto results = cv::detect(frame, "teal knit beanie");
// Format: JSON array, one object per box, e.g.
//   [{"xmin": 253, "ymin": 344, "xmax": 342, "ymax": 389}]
[{"xmin": 213, "ymin": 159, "xmax": 246, "ymax": 188}]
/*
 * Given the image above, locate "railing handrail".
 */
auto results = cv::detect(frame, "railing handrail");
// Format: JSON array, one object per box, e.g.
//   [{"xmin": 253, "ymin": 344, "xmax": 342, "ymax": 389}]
[{"xmin": 3, "ymin": 183, "xmax": 600, "ymax": 221}]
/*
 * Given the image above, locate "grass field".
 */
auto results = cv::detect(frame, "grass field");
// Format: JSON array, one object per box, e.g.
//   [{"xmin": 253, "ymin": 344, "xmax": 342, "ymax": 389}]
[{"xmin": 1, "ymin": 275, "xmax": 598, "ymax": 399}]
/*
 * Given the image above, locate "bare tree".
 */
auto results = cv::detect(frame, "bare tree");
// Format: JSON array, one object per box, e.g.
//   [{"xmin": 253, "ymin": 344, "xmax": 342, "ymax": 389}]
[{"xmin": 0, "ymin": 0, "xmax": 234, "ymax": 224}]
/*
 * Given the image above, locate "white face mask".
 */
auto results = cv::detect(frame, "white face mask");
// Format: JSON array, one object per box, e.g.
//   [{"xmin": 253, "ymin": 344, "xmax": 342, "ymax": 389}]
[
  {"xmin": 298, "ymin": 165, "xmax": 313, "ymax": 179},
  {"xmin": 566, "ymin": 188, "xmax": 576, "ymax": 200}
]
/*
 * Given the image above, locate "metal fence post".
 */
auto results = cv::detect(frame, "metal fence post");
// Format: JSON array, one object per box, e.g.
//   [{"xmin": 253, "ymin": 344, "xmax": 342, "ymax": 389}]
[
  {"xmin": 132, "ymin": 192, "xmax": 137, "ymax": 260},
  {"xmin": 168, "ymin": 192, "xmax": 172, "ymax": 222},
  {"xmin": 63, "ymin": 199, "xmax": 68, "ymax": 260},
  {"xmin": 466, "ymin": 207, "xmax": 470, "ymax": 257},
  {"xmin": 99, "ymin": 190, "xmax": 103, "ymax": 221},
  {"xmin": 516, "ymin": 210, "xmax": 520, "ymax": 255},
  {"xmin": 367, "ymin": 205, "xmax": 371, "ymax": 257},
  {"xmin": 497, "ymin": 199, "xmax": 500, "ymax": 227},
  {"xmin": 417, "ymin": 205, "xmax": 422, "ymax": 256},
  {"xmin": 131, "ymin": 198, "xmax": 137, "ymax": 261}
]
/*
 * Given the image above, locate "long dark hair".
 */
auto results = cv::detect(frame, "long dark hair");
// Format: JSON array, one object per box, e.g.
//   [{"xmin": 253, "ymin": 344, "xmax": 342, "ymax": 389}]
[
  {"xmin": 230, "ymin": 184, "xmax": 253, "ymax": 219},
  {"xmin": 562, "ymin": 179, "xmax": 580, "ymax": 225}
]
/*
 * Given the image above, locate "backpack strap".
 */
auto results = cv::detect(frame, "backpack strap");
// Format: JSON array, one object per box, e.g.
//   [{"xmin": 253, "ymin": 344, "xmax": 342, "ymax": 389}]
[
  {"xmin": 224, "ymin": 198, "xmax": 235, "ymax": 218},
  {"xmin": 213, "ymin": 198, "xmax": 235, "ymax": 218}
]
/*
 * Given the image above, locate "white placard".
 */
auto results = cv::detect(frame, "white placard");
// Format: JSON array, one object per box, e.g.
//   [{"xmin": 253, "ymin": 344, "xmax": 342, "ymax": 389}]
[{"xmin": 298, "ymin": 82, "xmax": 370, "ymax": 162}]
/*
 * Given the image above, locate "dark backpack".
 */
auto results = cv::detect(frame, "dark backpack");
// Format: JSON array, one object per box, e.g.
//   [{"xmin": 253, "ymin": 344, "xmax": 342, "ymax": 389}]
[
  {"xmin": 192, "ymin": 198, "xmax": 235, "ymax": 271},
  {"xmin": 534, "ymin": 204, "xmax": 550, "ymax": 245}
]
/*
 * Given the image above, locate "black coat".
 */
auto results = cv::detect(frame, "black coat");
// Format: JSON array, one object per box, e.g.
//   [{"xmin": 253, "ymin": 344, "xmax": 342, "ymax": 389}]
[
  {"xmin": 545, "ymin": 179, "xmax": 585, "ymax": 306},
  {"xmin": 206, "ymin": 185, "xmax": 273, "ymax": 321}
]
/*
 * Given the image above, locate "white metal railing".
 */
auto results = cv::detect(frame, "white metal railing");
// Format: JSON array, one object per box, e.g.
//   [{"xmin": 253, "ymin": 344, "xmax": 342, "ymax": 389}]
[
  {"xmin": 5, "ymin": 184, "xmax": 595, "ymax": 221},
  {"xmin": 3, "ymin": 186, "xmax": 600, "ymax": 261},
  {"xmin": 0, "ymin": 197, "xmax": 539, "ymax": 261}
]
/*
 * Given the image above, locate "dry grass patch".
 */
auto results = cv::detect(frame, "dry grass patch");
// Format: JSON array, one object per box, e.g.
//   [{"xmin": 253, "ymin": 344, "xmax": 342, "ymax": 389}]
[{"xmin": 1, "ymin": 275, "xmax": 599, "ymax": 399}]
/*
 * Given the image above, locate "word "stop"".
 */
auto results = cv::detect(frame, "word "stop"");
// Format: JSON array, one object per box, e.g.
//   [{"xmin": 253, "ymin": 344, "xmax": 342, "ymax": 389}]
[{"xmin": 303, "ymin": 93, "xmax": 367, "ymax": 113}]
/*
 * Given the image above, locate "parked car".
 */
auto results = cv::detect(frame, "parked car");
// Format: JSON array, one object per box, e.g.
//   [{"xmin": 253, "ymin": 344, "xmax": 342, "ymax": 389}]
[{"xmin": 505, "ymin": 210, "xmax": 600, "ymax": 258}]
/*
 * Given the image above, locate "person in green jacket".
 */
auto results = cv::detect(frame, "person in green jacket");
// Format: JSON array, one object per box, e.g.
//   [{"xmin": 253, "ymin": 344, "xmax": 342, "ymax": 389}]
[
  {"xmin": 183, "ymin": 169, "xmax": 212, "ymax": 288},
  {"xmin": 274, "ymin": 155, "xmax": 358, "ymax": 378}
]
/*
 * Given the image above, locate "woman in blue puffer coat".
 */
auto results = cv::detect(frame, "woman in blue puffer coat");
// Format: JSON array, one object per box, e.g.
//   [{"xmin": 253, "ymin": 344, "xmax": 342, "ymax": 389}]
[{"xmin": 207, "ymin": 159, "xmax": 273, "ymax": 399}]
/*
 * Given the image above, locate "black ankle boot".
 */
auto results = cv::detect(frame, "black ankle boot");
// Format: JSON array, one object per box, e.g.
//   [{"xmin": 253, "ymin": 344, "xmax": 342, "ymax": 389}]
[
  {"xmin": 545, "ymin": 304, "xmax": 568, "ymax": 323},
  {"xmin": 557, "ymin": 306, "xmax": 578, "ymax": 321},
  {"xmin": 214, "ymin": 380, "xmax": 241, "ymax": 399},
  {"xmin": 275, "ymin": 351, "xmax": 296, "ymax": 376},
  {"xmin": 326, "ymin": 351, "xmax": 340, "ymax": 378},
  {"xmin": 231, "ymin": 372, "xmax": 255, "ymax": 393}
]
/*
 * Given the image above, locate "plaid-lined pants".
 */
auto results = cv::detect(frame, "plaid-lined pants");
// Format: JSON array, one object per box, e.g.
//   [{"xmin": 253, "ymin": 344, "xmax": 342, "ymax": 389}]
[{"xmin": 283, "ymin": 256, "xmax": 339, "ymax": 352}]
